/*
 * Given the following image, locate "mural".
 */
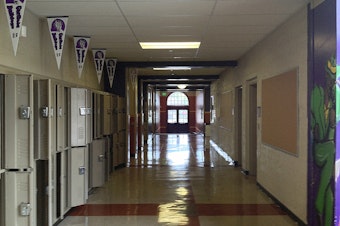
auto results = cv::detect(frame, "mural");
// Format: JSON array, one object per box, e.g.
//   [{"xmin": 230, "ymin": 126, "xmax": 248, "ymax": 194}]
[
  {"xmin": 335, "ymin": 0, "xmax": 340, "ymax": 225},
  {"xmin": 308, "ymin": 0, "xmax": 336, "ymax": 225}
]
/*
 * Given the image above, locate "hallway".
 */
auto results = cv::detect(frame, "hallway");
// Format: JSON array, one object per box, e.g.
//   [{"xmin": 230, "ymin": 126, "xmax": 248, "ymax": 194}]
[{"xmin": 57, "ymin": 134, "xmax": 297, "ymax": 226}]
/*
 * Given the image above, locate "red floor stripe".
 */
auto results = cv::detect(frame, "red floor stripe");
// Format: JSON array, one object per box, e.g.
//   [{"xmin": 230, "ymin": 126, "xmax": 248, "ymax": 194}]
[
  {"xmin": 196, "ymin": 204, "xmax": 287, "ymax": 216},
  {"xmin": 68, "ymin": 203, "xmax": 286, "ymax": 217}
]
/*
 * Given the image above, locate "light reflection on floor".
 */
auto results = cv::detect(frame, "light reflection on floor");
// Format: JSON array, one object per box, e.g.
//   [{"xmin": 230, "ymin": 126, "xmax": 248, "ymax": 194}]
[{"xmin": 58, "ymin": 133, "xmax": 300, "ymax": 226}]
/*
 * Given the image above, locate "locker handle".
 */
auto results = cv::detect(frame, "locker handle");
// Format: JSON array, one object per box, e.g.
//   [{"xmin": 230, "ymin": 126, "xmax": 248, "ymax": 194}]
[
  {"xmin": 98, "ymin": 154, "xmax": 105, "ymax": 162},
  {"xmin": 79, "ymin": 166, "xmax": 86, "ymax": 175}
]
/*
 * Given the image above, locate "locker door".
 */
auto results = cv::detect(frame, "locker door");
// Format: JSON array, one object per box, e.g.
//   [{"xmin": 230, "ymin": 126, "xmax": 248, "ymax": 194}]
[
  {"xmin": 70, "ymin": 88, "xmax": 87, "ymax": 146},
  {"xmin": 4, "ymin": 172, "xmax": 34, "ymax": 226},
  {"xmin": 90, "ymin": 139, "xmax": 105, "ymax": 187},
  {"xmin": 56, "ymin": 85, "xmax": 65, "ymax": 152},
  {"xmin": 33, "ymin": 79, "xmax": 52, "ymax": 160},
  {"xmin": 103, "ymin": 95, "xmax": 112, "ymax": 135},
  {"xmin": 69, "ymin": 147, "xmax": 87, "ymax": 207},
  {"xmin": 4, "ymin": 75, "xmax": 33, "ymax": 168},
  {"xmin": 93, "ymin": 93, "xmax": 103, "ymax": 139},
  {"xmin": 3, "ymin": 75, "xmax": 35, "ymax": 226},
  {"xmin": 86, "ymin": 89, "xmax": 93, "ymax": 144}
]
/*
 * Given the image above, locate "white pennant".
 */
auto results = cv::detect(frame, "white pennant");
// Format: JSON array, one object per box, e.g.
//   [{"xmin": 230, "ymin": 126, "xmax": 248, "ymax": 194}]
[
  {"xmin": 92, "ymin": 49, "xmax": 106, "ymax": 84},
  {"xmin": 47, "ymin": 16, "xmax": 68, "ymax": 70},
  {"xmin": 4, "ymin": 0, "xmax": 27, "ymax": 55},
  {"xmin": 74, "ymin": 36, "xmax": 90, "ymax": 78},
  {"xmin": 105, "ymin": 59, "xmax": 117, "ymax": 88}
]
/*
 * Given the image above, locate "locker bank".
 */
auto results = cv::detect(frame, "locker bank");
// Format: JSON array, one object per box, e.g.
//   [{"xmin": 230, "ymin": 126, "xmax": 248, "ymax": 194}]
[{"xmin": 0, "ymin": 0, "xmax": 339, "ymax": 226}]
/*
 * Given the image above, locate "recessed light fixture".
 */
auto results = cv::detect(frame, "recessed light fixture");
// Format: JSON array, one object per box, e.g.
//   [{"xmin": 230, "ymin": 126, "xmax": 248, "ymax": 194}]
[
  {"xmin": 140, "ymin": 42, "xmax": 200, "ymax": 49},
  {"xmin": 177, "ymin": 84, "xmax": 187, "ymax": 89},
  {"xmin": 153, "ymin": 66, "xmax": 191, "ymax": 71}
]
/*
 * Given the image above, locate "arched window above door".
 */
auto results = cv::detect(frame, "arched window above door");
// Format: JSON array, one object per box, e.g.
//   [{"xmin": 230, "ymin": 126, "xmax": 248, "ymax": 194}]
[{"xmin": 167, "ymin": 92, "xmax": 189, "ymax": 106}]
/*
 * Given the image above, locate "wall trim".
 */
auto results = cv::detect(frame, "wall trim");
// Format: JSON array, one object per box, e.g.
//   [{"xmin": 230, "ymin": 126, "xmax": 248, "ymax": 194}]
[{"xmin": 257, "ymin": 182, "xmax": 307, "ymax": 226}]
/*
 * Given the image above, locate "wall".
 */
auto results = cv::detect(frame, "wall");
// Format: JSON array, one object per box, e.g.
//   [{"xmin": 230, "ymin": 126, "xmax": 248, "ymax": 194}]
[
  {"xmin": 211, "ymin": 6, "xmax": 308, "ymax": 223},
  {"xmin": 195, "ymin": 90, "xmax": 204, "ymax": 132},
  {"xmin": 0, "ymin": 3, "xmax": 101, "ymax": 90}
]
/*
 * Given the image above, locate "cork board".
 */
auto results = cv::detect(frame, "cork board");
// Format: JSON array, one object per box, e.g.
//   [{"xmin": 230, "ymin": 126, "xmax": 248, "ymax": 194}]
[
  {"xmin": 219, "ymin": 91, "xmax": 233, "ymax": 130},
  {"xmin": 262, "ymin": 69, "xmax": 298, "ymax": 155}
]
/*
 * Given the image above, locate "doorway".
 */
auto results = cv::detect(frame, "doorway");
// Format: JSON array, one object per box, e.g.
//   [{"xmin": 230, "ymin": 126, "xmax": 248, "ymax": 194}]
[
  {"xmin": 248, "ymin": 83, "xmax": 257, "ymax": 176},
  {"xmin": 235, "ymin": 86, "xmax": 243, "ymax": 167},
  {"xmin": 166, "ymin": 92, "xmax": 189, "ymax": 133}
]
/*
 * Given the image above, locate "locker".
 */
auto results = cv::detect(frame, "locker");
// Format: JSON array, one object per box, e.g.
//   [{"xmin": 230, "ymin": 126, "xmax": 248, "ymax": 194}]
[
  {"xmin": 103, "ymin": 94, "xmax": 112, "ymax": 135},
  {"xmin": 86, "ymin": 89, "xmax": 93, "ymax": 144},
  {"xmin": 33, "ymin": 79, "xmax": 53, "ymax": 160},
  {"xmin": 93, "ymin": 92, "xmax": 103, "ymax": 139},
  {"xmin": 70, "ymin": 88, "xmax": 87, "ymax": 146},
  {"xmin": 4, "ymin": 75, "xmax": 33, "ymax": 169},
  {"xmin": 62, "ymin": 149, "xmax": 70, "ymax": 213},
  {"xmin": 56, "ymin": 85, "xmax": 65, "ymax": 152},
  {"xmin": 112, "ymin": 133, "xmax": 119, "ymax": 168},
  {"xmin": 69, "ymin": 147, "xmax": 87, "ymax": 207},
  {"xmin": 105, "ymin": 136, "xmax": 113, "ymax": 178},
  {"xmin": 4, "ymin": 172, "xmax": 35, "ymax": 226},
  {"xmin": 1, "ymin": 75, "xmax": 35, "ymax": 226},
  {"xmin": 90, "ymin": 139, "xmax": 105, "ymax": 187}
]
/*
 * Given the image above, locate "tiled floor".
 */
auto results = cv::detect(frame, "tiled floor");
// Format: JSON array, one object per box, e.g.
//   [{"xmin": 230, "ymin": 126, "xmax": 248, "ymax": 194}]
[{"xmin": 58, "ymin": 134, "xmax": 298, "ymax": 226}]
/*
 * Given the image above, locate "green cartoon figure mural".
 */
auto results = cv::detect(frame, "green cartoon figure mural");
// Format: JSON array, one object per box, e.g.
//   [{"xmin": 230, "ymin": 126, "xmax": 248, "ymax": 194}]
[{"xmin": 311, "ymin": 56, "xmax": 336, "ymax": 226}]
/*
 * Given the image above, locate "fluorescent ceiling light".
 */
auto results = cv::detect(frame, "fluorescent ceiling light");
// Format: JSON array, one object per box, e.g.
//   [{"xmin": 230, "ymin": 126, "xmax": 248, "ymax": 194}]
[
  {"xmin": 140, "ymin": 42, "xmax": 200, "ymax": 49},
  {"xmin": 153, "ymin": 66, "xmax": 191, "ymax": 71},
  {"xmin": 177, "ymin": 84, "xmax": 187, "ymax": 89}
]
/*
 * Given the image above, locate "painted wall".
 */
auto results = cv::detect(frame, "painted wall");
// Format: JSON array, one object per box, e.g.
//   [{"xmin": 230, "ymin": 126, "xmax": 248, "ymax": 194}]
[
  {"xmin": 211, "ymin": 6, "xmax": 308, "ymax": 223},
  {"xmin": 0, "ymin": 2, "xmax": 101, "ymax": 90}
]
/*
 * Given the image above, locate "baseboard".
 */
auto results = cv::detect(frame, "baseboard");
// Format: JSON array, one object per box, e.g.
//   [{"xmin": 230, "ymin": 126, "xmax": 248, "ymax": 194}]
[{"xmin": 257, "ymin": 182, "xmax": 307, "ymax": 226}]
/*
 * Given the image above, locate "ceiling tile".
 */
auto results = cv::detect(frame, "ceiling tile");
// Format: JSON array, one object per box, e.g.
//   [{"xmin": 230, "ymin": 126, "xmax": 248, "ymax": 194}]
[
  {"xmin": 26, "ymin": 2, "xmax": 121, "ymax": 16},
  {"xmin": 118, "ymin": 1, "xmax": 215, "ymax": 16},
  {"xmin": 213, "ymin": 0, "xmax": 308, "ymax": 15}
]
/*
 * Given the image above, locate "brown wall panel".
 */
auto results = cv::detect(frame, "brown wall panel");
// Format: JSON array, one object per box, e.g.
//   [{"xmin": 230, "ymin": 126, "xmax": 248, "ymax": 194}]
[{"xmin": 262, "ymin": 68, "xmax": 298, "ymax": 154}]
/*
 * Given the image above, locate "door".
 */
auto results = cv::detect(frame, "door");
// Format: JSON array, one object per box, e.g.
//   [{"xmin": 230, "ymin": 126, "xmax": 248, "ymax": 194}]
[
  {"xmin": 235, "ymin": 86, "xmax": 243, "ymax": 167},
  {"xmin": 248, "ymin": 83, "xmax": 257, "ymax": 176},
  {"xmin": 166, "ymin": 92, "xmax": 189, "ymax": 133},
  {"xmin": 167, "ymin": 108, "xmax": 189, "ymax": 133}
]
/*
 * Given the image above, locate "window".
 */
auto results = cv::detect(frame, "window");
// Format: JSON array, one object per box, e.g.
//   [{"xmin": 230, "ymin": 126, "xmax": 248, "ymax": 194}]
[{"xmin": 167, "ymin": 92, "xmax": 189, "ymax": 106}]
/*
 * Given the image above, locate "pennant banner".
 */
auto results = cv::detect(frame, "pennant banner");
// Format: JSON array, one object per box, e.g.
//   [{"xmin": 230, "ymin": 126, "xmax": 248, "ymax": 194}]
[
  {"xmin": 4, "ymin": 0, "xmax": 27, "ymax": 55},
  {"xmin": 105, "ymin": 58, "xmax": 117, "ymax": 88},
  {"xmin": 47, "ymin": 16, "xmax": 68, "ymax": 70},
  {"xmin": 92, "ymin": 49, "xmax": 106, "ymax": 84},
  {"xmin": 74, "ymin": 36, "xmax": 90, "ymax": 78}
]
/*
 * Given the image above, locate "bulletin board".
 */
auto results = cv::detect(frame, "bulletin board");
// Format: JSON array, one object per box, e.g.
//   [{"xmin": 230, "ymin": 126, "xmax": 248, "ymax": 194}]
[
  {"xmin": 219, "ymin": 91, "xmax": 233, "ymax": 130},
  {"xmin": 262, "ymin": 68, "xmax": 298, "ymax": 155}
]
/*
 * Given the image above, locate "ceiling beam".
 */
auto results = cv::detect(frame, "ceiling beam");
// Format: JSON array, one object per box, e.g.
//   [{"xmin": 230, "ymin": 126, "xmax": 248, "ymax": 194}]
[{"xmin": 120, "ymin": 61, "xmax": 237, "ymax": 68}]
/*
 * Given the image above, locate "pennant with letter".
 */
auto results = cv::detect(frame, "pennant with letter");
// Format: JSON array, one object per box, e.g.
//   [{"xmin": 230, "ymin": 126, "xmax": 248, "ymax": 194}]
[
  {"xmin": 4, "ymin": 0, "xmax": 27, "ymax": 55},
  {"xmin": 47, "ymin": 16, "xmax": 68, "ymax": 70},
  {"xmin": 105, "ymin": 58, "xmax": 117, "ymax": 88},
  {"xmin": 92, "ymin": 49, "xmax": 106, "ymax": 84},
  {"xmin": 74, "ymin": 36, "xmax": 90, "ymax": 78}
]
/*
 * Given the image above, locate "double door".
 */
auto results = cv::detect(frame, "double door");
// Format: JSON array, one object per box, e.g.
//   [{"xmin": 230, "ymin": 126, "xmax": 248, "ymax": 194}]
[{"xmin": 167, "ymin": 107, "xmax": 189, "ymax": 133}]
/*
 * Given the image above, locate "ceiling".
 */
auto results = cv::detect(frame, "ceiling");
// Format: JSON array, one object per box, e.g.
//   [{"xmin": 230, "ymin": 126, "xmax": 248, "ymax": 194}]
[{"xmin": 25, "ymin": 0, "xmax": 309, "ymax": 89}]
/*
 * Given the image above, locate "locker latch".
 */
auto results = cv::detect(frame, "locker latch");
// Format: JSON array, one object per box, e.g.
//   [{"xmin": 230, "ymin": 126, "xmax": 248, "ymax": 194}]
[
  {"xmin": 41, "ymin": 106, "xmax": 49, "ymax": 118},
  {"xmin": 98, "ymin": 154, "xmax": 105, "ymax": 162},
  {"xmin": 79, "ymin": 107, "xmax": 86, "ymax": 116},
  {"xmin": 19, "ymin": 202, "xmax": 31, "ymax": 216},
  {"xmin": 79, "ymin": 166, "xmax": 86, "ymax": 175},
  {"xmin": 19, "ymin": 106, "xmax": 30, "ymax": 119}
]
